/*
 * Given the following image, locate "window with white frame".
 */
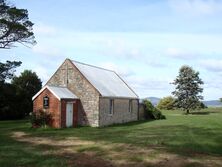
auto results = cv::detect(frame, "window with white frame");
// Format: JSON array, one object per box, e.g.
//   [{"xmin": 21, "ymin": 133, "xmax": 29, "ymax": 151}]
[
  {"xmin": 43, "ymin": 96, "xmax": 49, "ymax": 109},
  {"xmin": 129, "ymin": 99, "xmax": 132, "ymax": 112},
  {"xmin": 109, "ymin": 99, "xmax": 114, "ymax": 115}
]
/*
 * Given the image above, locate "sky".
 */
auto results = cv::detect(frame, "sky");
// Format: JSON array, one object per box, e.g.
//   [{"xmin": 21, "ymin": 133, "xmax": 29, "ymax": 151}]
[{"xmin": 1, "ymin": 0, "xmax": 222, "ymax": 100}]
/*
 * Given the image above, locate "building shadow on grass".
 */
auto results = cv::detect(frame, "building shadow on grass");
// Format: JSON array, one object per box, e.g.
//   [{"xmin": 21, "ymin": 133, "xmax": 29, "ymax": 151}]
[
  {"xmin": 25, "ymin": 123, "xmax": 222, "ymax": 157},
  {"xmin": 7, "ymin": 136, "xmax": 208, "ymax": 167},
  {"xmin": 3, "ymin": 120, "xmax": 222, "ymax": 166},
  {"xmin": 190, "ymin": 111, "xmax": 219, "ymax": 115}
]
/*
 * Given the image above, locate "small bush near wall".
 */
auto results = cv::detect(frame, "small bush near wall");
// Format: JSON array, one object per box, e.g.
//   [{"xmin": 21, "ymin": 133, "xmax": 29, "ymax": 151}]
[
  {"xmin": 143, "ymin": 100, "xmax": 166, "ymax": 120},
  {"xmin": 30, "ymin": 109, "xmax": 52, "ymax": 128}
]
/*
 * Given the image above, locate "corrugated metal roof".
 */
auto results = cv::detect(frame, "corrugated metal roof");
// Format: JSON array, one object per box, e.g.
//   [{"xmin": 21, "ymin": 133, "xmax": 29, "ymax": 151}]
[
  {"xmin": 32, "ymin": 86, "xmax": 78, "ymax": 100},
  {"xmin": 48, "ymin": 86, "xmax": 78, "ymax": 99},
  {"xmin": 72, "ymin": 60, "xmax": 138, "ymax": 99}
]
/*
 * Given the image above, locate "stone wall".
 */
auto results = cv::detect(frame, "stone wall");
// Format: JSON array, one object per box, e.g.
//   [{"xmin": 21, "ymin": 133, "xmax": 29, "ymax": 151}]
[
  {"xmin": 99, "ymin": 98, "xmax": 138, "ymax": 126},
  {"xmin": 47, "ymin": 59, "xmax": 100, "ymax": 127}
]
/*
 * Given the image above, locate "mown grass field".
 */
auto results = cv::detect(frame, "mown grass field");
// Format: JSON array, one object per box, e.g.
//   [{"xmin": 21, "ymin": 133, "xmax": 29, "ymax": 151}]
[{"xmin": 0, "ymin": 108, "xmax": 222, "ymax": 167}]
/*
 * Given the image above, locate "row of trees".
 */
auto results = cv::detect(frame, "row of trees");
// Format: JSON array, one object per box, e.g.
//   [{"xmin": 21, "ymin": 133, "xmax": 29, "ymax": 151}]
[{"xmin": 0, "ymin": 61, "xmax": 42, "ymax": 120}]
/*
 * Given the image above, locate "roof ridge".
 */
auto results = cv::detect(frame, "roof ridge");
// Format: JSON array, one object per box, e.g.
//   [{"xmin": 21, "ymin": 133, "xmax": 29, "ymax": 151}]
[
  {"xmin": 47, "ymin": 85, "xmax": 67, "ymax": 88},
  {"xmin": 71, "ymin": 59, "xmax": 115, "ymax": 73}
]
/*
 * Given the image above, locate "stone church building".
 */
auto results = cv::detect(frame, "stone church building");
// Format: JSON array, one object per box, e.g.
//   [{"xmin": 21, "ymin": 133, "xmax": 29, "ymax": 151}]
[{"xmin": 32, "ymin": 59, "xmax": 139, "ymax": 128}]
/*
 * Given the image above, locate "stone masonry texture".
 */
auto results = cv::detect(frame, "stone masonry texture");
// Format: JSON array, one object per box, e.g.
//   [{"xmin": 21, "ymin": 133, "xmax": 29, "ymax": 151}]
[
  {"xmin": 47, "ymin": 59, "xmax": 100, "ymax": 127},
  {"xmin": 99, "ymin": 98, "xmax": 138, "ymax": 126}
]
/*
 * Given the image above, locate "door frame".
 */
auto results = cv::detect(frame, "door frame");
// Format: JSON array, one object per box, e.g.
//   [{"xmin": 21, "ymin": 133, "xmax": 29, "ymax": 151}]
[{"xmin": 66, "ymin": 102, "xmax": 73, "ymax": 127}]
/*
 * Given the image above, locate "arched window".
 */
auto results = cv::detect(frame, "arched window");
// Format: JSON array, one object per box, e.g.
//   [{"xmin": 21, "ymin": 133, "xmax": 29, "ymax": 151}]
[{"xmin": 43, "ymin": 96, "xmax": 49, "ymax": 108}]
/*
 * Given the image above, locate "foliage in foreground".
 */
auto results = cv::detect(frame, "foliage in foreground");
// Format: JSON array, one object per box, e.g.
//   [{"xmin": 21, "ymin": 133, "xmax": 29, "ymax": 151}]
[
  {"xmin": 30, "ymin": 109, "xmax": 52, "ymax": 128},
  {"xmin": 143, "ymin": 99, "xmax": 166, "ymax": 120},
  {"xmin": 172, "ymin": 65, "xmax": 204, "ymax": 114}
]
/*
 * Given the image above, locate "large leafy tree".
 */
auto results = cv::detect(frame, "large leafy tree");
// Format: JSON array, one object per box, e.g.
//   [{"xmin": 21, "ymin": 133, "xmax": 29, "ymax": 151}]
[
  {"xmin": 12, "ymin": 70, "xmax": 42, "ymax": 117},
  {"xmin": 172, "ymin": 65, "xmax": 204, "ymax": 114},
  {"xmin": 0, "ymin": 0, "xmax": 35, "ymax": 49}
]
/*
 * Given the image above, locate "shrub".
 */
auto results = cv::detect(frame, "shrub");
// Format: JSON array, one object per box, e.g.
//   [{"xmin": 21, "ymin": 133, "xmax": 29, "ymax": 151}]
[
  {"xmin": 157, "ymin": 96, "xmax": 175, "ymax": 110},
  {"xmin": 143, "ymin": 100, "xmax": 166, "ymax": 120},
  {"xmin": 30, "ymin": 109, "xmax": 52, "ymax": 128}
]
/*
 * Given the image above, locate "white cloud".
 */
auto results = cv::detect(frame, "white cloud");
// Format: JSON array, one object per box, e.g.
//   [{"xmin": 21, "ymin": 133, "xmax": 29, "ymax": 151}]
[
  {"xmin": 99, "ymin": 62, "xmax": 135, "ymax": 77},
  {"xmin": 100, "ymin": 38, "xmax": 167, "ymax": 68},
  {"xmin": 201, "ymin": 74, "xmax": 222, "ymax": 100},
  {"xmin": 125, "ymin": 75, "xmax": 174, "ymax": 98},
  {"xmin": 34, "ymin": 23, "xmax": 57, "ymax": 36},
  {"xmin": 168, "ymin": 0, "xmax": 222, "ymax": 16},
  {"xmin": 102, "ymin": 38, "xmax": 142, "ymax": 60},
  {"xmin": 32, "ymin": 66, "xmax": 50, "ymax": 84},
  {"xmin": 200, "ymin": 59, "xmax": 222, "ymax": 72},
  {"xmin": 166, "ymin": 48, "xmax": 198, "ymax": 60},
  {"xmin": 33, "ymin": 44, "xmax": 61, "ymax": 57}
]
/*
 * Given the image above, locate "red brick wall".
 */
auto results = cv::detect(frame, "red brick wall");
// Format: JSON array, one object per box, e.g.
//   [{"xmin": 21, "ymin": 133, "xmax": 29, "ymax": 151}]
[
  {"xmin": 73, "ymin": 100, "xmax": 78, "ymax": 127},
  {"xmin": 61, "ymin": 99, "xmax": 78, "ymax": 128},
  {"xmin": 61, "ymin": 100, "xmax": 66, "ymax": 128},
  {"xmin": 33, "ymin": 88, "xmax": 61, "ymax": 128}
]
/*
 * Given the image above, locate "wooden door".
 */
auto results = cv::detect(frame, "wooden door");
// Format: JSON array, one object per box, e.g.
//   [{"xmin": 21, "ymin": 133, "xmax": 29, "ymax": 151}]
[{"xmin": 66, "ymin": 103, "xmax": 73, "ymax": 127}]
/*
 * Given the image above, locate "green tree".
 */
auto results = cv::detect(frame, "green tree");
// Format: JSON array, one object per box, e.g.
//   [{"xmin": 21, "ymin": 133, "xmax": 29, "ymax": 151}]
[
  {"xmin": 172, "ymin": 65, "xmax": 204, "ymax": 114},
  {"xmin": 143, "ymin": 100, "xmax": 166, "ymax": 120},
  {"xmin": 0, "ymin": 60, "xmax": 22, "ymax": 120},
  {"xmin": 196, "ymin": 101, "xmax": 207, "ymax": 109},
  {"xmin": 12, "ymin": 70, "xmax": 42, "ymax": 117},
  {"xmin": 0, "ymin": 0, "xmax": 36, "ymax": 120},
  {"xmin": 0, "ymin": 0, "xmax": 35, "ymax": 48},
  {"xmin": 157, "ymin": 96, "xmax": 175, "ymax": 110},
  {"xmin": 0, "ymin": 0, "xmax": 34, "ymax": 86},
  {"xmin": 0, "ymin": 83, "xmax": 19, "ymax": 119},
  {"xmin": 0, "ymin": 60, "xmax": 21, "ymax": 82}
]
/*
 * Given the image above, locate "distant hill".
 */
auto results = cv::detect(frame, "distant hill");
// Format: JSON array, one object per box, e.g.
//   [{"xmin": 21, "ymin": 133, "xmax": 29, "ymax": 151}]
[
  {"xmin": 140, "ymin": 97, "xmax": 222, "ymax": 107},
  {"xmin": 203, "ymin": 100, "xmax": 222, "ymax": 107},
  {"xmin": 141, "ymin": 97, "xmax": 161, "ymax": 106}
]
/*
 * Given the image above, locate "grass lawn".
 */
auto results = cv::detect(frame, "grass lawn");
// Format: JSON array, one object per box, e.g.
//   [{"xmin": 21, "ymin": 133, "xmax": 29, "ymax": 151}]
[{"xmin": 1, "ymin": 108, "xmax": 222, "ymax": 167}]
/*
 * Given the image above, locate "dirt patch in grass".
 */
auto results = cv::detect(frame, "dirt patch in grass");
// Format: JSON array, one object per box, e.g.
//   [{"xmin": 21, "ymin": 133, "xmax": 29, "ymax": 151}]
[{"xmin": 11, "ymin": 131, "xmax": 222, "ymax": 167}]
